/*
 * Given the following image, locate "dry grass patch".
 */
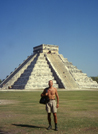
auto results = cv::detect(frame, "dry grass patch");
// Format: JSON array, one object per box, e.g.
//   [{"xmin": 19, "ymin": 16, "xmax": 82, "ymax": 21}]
[
  {"xmin": 69, "ymin": 110, "xmax": 98, "ymax": 118},
  {"xmin": 0, "ymin": 100, "xmax": 19, "ymax": 105}
]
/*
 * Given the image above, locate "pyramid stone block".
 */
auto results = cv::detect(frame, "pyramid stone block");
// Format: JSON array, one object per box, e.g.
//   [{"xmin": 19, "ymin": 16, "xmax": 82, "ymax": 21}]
[{"xmin": 0, "ymin": 44, "xmax": 98, "ymax": 90}]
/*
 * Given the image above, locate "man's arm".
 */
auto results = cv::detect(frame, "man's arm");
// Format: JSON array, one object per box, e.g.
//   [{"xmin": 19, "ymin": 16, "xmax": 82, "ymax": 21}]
[
  {"xmin": 41, "ymin": 88, "xmax": 48, "ymax": 97},
  {"xmin": 41, "ymin": 89, "xmax": 46, "ymax": 97},
  {"xmin": 55, "ymin": 88, "xmax": 59, "ymax": 108}
]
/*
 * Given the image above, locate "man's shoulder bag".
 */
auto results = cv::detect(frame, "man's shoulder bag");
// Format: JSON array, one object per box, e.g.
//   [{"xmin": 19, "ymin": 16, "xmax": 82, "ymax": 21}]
[{"xmin": 39, "ymin": 96, "xmax": 49, "ymax": 104}]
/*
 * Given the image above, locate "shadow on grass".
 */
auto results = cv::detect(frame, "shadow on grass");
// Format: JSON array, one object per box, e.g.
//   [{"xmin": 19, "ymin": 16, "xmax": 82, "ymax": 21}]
[
  {"xmin": 12, "ymin": 124, "xmax": 46, "ymax": 129},
  {"xmin": 0, "ymin": 130, "xmax": 8, "ymax": 134}
]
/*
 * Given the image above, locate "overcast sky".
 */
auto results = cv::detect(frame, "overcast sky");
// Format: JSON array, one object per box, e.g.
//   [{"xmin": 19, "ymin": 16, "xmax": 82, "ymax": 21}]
[{"xmin": 0, "ymin": 0, "xmax": 98, "ymax": 80}]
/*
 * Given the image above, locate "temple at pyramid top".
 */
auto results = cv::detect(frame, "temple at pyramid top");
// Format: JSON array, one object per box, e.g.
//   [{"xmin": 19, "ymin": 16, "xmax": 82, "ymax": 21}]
[
  {"xmin": 0, "ymin": 44, "xmax": 98, "ymax": 90},
  {"xmin": 33, "ymin": 44, "xmax": 59, "ymax": 54}
]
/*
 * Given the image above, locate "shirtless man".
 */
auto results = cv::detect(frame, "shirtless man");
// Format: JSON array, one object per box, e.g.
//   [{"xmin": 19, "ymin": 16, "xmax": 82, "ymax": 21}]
[{"xmin": 41, "ymin": 80, "xmax": 59, "ymax": 131}]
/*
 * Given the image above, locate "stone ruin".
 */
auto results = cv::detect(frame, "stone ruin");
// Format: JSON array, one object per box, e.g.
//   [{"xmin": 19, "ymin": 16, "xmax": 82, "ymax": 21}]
[{"xmin": 0, "ymin": 44, "xmax": 98, "ymax": 90}]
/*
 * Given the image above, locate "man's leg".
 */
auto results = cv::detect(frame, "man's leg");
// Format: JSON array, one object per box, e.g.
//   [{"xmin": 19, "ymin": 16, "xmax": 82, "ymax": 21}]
[
  {"xmin": 53, "ymin": 113, "xmax": 58, "ymax": 131},
  {"xmin": 47, "ymin": 113, "xmax": 52, "ymax": 130},
  {"xmin": 48, "ymin": 113, "xmax": 51, "ymax": 125},
  {"xmin": 53, "ymin": 113, "xmax": 57, "ymax": 123}
]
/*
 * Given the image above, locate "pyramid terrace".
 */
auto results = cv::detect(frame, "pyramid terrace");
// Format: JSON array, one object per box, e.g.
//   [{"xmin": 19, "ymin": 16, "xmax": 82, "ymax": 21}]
[{"xmin": 0, "ymin": 44, "xmax": 98, "ymax": 90}]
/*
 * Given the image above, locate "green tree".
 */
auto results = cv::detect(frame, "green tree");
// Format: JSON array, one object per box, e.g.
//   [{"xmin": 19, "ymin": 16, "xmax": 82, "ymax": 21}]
[
  {"xmin": 91, "ymin": 76, "xmax": 98, "ymax": 83},
  {"xmin": 0, "ymin": 79, "xmax": 2, "ymax": 84}
]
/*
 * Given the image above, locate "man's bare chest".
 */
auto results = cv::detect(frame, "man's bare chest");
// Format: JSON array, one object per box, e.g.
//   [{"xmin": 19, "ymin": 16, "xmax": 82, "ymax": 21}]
[{"xmin": 49, "ymin": 89, "xmax": 55, "ymax": 95}]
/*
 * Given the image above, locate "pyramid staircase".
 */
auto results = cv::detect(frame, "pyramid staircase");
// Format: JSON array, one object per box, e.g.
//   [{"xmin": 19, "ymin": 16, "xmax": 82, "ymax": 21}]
[{"xmin": 46, "ymin": 53, "xmax": 78, "ymax": 89}]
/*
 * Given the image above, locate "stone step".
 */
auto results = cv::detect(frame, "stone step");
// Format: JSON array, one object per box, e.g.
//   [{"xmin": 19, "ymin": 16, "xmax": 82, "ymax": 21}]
[
  {"xmin": 29, "ymin": 64, "xmax": 49, "ymax": 68},
  {"xmin": 25, "ymin": 85, "xmax": 58, "ymax": 89},
  {"xmin": 31, "ymin": 72, "xmax": 52, "ymax": 75},
  {"xmin": 16, "ymin": 75, "xmax": 54, "ymax": 80},
  {"xmin": 34, "ymin": 67, "xmax": 50, "ymax": 70},
  {"xmin": 14, "ymin": 78, "xmax": 57, "ymax": 84},
  {"xmin": 13, "ymin": 83, "xmax": 58, "ymax": 89}
]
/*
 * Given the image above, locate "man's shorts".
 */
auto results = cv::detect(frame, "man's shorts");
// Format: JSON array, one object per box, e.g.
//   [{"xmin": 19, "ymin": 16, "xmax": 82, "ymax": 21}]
[{"xmin": 46, "ymin": 100, "xmax": 57, "ymax": 113}]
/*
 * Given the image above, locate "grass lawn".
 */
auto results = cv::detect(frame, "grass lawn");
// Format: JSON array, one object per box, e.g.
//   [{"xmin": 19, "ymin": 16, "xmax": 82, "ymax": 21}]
[{"xmin": 0, "ymin": 90, "xmax": 98, "ymax": 134}]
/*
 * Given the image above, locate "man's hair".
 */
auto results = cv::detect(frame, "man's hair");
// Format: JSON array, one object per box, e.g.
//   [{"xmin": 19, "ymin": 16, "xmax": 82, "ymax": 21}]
[{"xmin": 49, "ymin": 80, "xmax": 53, "ymax": 82}]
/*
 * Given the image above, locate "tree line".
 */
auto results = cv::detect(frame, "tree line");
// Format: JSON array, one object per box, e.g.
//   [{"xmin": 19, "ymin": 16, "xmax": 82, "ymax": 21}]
[{"xmin": 91, "ymin": 76, "xmax": 98, "ymax": 83}]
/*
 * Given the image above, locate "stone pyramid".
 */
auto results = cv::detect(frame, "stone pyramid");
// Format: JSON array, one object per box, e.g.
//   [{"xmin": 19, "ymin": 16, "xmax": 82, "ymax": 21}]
[{"xmin": 0, "ymin": 44, "xmax": 98, "ymax": 90}]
